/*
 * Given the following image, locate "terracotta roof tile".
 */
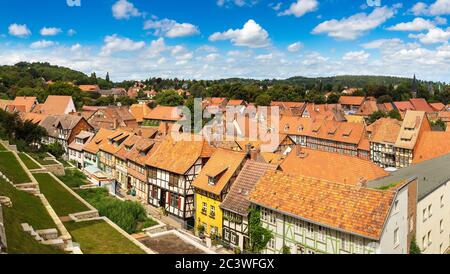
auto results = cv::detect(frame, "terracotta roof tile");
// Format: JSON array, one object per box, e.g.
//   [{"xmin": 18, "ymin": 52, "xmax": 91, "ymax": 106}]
[
  {"xmin": 144, "ymin": 106, "xmax": 182, "ymax": 122},
  {"xmin": 369, "ymin": 118, "xmax": 402, "ymax": 144},
  {"xmin": 192, "ymin": 149, "xmax": 247, "ymax": 195},
  {"xmin": 339, "ymin": 96, "xmax": 365, "ymax": 106},
  {"xmin": 413, "ymin": 131, "xmax": 450, "ymax": 164},
  {"xmin": 249, "ymin": 170, "xmax": 396, "ymax": 240},
  {"xmin": 280, "ymin": 147, "xmax": 388, "ymax": 185},
  {"xmin": 83, "ymin": 128, "xmax": 117, "ymax": 154}
]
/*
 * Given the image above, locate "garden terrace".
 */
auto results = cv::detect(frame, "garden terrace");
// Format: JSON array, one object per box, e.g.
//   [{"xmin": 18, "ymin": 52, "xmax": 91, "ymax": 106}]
[
  {"xmin": 33, "ymin": 173, "xmax": 90, "ymax": 217},
  {"xmin": 64, "ymin": 220, "xmax": 146, "ymax": 254},
  {"xmin": 139, "ymin": 233, "xmax": 206, "ymax": 254},
  {"xmin": 76, "ymin": 188, "xmax": 158, "ymax": 234},
  {"xmin": 28, "ymin": 153, "xmax": 58, "ymax": 166},
  {"xmin": 0, "ymin": 152, "xmax": 32, "ymax": 184},
  {"xmin": 57, "ymin": 169, "xmax": 89, "ymax": 188},
  {"xmin": 18, "ymin": 153, "xmax": 41, "ymax": 170},
  {"xmin": 0, "ymin": 143, "xmax": 6, "ymax": 151},
  {"xmin": 0, "ymin": 178, "xmax": 64, "ymax": 254}
]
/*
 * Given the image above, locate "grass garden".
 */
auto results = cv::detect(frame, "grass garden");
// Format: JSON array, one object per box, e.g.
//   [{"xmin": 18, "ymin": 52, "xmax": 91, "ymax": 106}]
[
  {"xmin": 18, "ymin": 153, "xmax": 41, "ymax": 170},
  {"xmin": 0, "ymin": 143, "xmax": 6, "ymax": 151},
  {"xmin": 0, "ymin": 179, "xmax": 64, "ymax": 254},
  {"xmin": 33, "ymin": 173, "xmax": 90, "ymax": 216},
  {"xmin": 76, "ymin": 188, "xmax": 158, "ymax": 234},
  {"xmin": 58, "ymin": 169, "xmax": 89, "ymax": 188},
  {"xmin": 0, "ymin": 152, "xmax": 32, "ymax": 184},
  {"xmin": 64, "ymin": 220, "xmax": 146, "ymax": 254}
]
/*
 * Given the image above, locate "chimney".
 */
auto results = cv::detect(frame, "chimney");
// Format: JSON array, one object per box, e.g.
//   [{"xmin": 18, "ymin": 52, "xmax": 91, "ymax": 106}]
[
  {"xmin": 245, "ymin": 143, "xmax": 252, "ymax": 156},
  {"xmin": 250, "ymin": 147, "xmax": 259, "ymax": 161},
  {"xmin": 358, "ymin": 178, "xmax": 368, "ymax": 188}
]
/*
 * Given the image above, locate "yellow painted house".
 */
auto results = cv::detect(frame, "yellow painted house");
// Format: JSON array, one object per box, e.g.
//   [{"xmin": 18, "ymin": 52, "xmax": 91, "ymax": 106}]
[{"xmin": 192, "ymin": 149, "xmax": 247, "ymax": 238}]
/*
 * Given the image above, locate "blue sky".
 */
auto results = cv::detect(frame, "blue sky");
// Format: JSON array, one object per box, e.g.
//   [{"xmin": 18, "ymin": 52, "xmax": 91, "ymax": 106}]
[{"xmin": 0, "ymin": 0, "xmax": 450, "ymax": 82}]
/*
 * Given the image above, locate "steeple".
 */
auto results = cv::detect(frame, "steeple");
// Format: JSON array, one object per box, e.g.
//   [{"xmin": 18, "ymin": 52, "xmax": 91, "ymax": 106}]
[{"xmin": 411, "ymin": 74, "xmax": 418, "ymax": 98}]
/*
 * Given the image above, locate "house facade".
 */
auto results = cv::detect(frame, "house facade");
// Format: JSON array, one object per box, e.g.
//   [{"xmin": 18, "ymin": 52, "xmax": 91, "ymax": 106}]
[
  {"xmin": 68, "ymin": 131, "xmax": 94, "ymax": 169},
  {"xmin": 249, "ymin": 171, "xmax": 417, "ymax": 254}
]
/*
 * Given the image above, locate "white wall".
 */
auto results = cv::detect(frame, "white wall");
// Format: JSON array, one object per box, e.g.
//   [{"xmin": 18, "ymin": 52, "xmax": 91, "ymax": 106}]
[{"xmin": 416, "ymin": 181, "xmax": 450, "ymax": 254}]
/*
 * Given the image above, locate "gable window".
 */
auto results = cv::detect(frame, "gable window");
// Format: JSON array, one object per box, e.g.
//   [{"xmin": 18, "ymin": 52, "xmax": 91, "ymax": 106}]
[
  {"xmin": 202, "ymin": 202, "xmax": 207, "ymax": 215},
  {"xmin": 210, "ymin": 206, "xmax": 216, "ymax": 219}
]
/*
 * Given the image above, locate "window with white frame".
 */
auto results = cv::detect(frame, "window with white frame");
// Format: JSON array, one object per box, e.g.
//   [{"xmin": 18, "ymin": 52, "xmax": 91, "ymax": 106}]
[
  {"xmin": 294, "ymin": 219, "xmax": 302, "ymax": 234},
  {"xmin": 394, "ymin": 228, "xmax": 399, "ymax": 246},
  {"xmin": 224, "ymin": 229, "xmax": 230, "ymax": 241},
  {"xmin": 318, "ymin": 226, "xmax": 326, "ymax": 242},
  {"xmin": 307, "ymin": 223, "xmax": 314, "ymax": 238},
  {"xmin": 268, "ymin": 238, "xmax": 275, "ymax": 250},
  {"xmin": 422, "ymin": 235, "xmax": 427, "ymax": 249}
]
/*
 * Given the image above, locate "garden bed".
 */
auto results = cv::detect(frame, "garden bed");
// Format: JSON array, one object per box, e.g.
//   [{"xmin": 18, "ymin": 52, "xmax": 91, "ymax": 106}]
[
  {"xmin": 33, "ymin": 173, "xmax": 90, "ymax": 217},
  {"xmin": 0, "ymin": 179, "xmax": 64, "ymax": 254},
  {"xmin": 18, "ymin": 153, "xmax": 41, "ymax": 170},
  {"xmin": 58, "ymin": 169, "xmax": 89, "ymax": 188},
  {"xmin": 76, "ymin": 188, "xmax": 158, "ymax": 234},
  {"xmin": 0, "ymin": 152, "xmax": 32, "ymax": 184},
  {"xmin": 64, "ymin": 220, "xmax": 146, "ymax": 254}
]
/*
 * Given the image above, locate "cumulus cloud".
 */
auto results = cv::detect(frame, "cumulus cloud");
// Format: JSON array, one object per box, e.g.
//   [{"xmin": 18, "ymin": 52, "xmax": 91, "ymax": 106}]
[
  {"xmin": 209, "ymin": 19, "xmax": 270, "ymax": 48},
  {"xmin": 40, "ymin": 27, "xmax": 62, "ymax": 36},
  {"xmin": 387, "ymin": 18, "xmax": 435, "ymax": 31},
  {"xmin": 30, "ymin": 40, "xmax": 57, "ymax": 49},
  {"xmin": 100, "ymin": 34, "xmax": 145, "ymax": 56},
  {"xmin": 278, "ymin": 0, "xmax": 318, "ymax": 17},
  {"xmin": 312, "ymin": 6, "xmax": 396, "ymax": 40},
  {"xmin": 204, "ymin": 53, "xmax": 220, "ymax": 62},
  {"xmin": 287, "ymin": 42, "xmax": 303, "ymax": 52},
  {"xmin": 409, "ymin": 27, "xmax": 450, "ymax": 44},
  {"xmin": 112, "ymin": 0, "xmax": 141, "ymax": 20},
  {"xmin": 342, "ymin": 50, "xmax": 370, "ymax": 62},
  {"xmin": 144, "ymin": 18, "xmax": 200, "ymax": 38},
  {"xmin": 411, "ymin": 0, "xmax": 450, "ymax": 16},
  {"xmin": 8, "ymin": 23, "xmax": 31, "ymax": 37}
]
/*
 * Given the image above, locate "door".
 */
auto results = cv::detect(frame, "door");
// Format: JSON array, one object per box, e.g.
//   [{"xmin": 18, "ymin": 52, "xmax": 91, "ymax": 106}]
[{"xmin": 160, "ymin": 190, "xmax": 166, "ymax": 208}]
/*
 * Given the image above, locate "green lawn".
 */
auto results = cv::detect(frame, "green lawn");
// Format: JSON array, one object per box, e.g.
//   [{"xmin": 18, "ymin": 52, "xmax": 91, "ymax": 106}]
[
  {"xmin": 33, "ymin": 173, "xmax": 89, "ymax": 217},
  {"xmin": 0, "ymin": 179, "xmax": 64, "ymax": 254},
  {"xmin": 0, "ymin": 143, "xmax": 6, "ymax": 151},
  {"xmin": 57, "ymin": 169, "xmax": 89, "ymax": 188},
  {"xmin": 64, "ymin": 220, "xmax": 146, "ymax": 254},
  {"xmin": 28, "ymin": 153, "xmax": 58, "ymax": 165},
  {"xmin": 0, "ymin": 152, "xmax": 32, "ymax": 184},
  {"xmin": 18, "ymin": 153, "xmax": 41, "ymax": 170}
]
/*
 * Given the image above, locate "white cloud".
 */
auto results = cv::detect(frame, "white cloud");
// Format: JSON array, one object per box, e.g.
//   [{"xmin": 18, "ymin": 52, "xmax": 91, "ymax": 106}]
[
  {"xmin": 255, "ymin": 53, "xmax": 273, "ymax": 60},
  {"xmin": 204, "ymin": 53, "xmax": 220, "ymax": 62},
  {"xmin": 312, "ymin": 6, "xmax": 397, "ymax": 40},
  {"xmin": 269, "ymin": 2, "xmax": 282, "ymax": 11},
  {"xmin": 287, "ymin": 42, "xmax": 303, "ymax": 52},
  {"xmin": 8, "ymin": 23, "xmax": 31, "ymax": 37},
  {"xmin": 112, "ymin": 0, "xmax": 141, "ymax": 20},
  {"xmin": 209, "ymin": 19, "xmax": 270, "ymax": 48},
  {"xmin": 434, "ymin": 16, "xmax": 447, "ymax": 25},
  {"xmin": 279, "ymin": 0, "xmax": 318, "ymax": 17},
  {"xmin": 409, "ymin": 27, "xmax": 450, "ymax": 44},
  {"xmin": 30, "ymin": 40, "xmax": 57, "ymax": 49},
  {"xmin": 40, "ymin": 27, "xmax": 62, "ymax": 36},
  {"xmin": 342, "ymin": 50, "xmax": 370, "ymax": 62},
  {"xmin": 70, "ymin": 43, "xmax": 82, "ymax": 51},
  {"xmin": 411, "ymin": 0, "xmax": 450, "ymax": 16},
  {"xmin": 387, "ymin": 18, "xmax": 435, "ymax": 31},
  {"xmin": 144, "ymin": 18, "xmax": 200, "ymax": 38},
  {"xmin": 100, "ymin": 34, "xmax": 145, "ymax": 56},
  {"xmin": 197, "ymin": 45, "xmax": 218, "ymax": 53}
]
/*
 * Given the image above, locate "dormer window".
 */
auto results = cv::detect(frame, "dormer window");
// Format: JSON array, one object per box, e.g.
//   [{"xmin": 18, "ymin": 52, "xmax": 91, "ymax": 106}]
[
  {"xmin": 206, "ymin": 166, "xmax": 229, "ymax": 186},
  {"xmin": 208, "ymin": 176, "xmax": 217, "ymax": 186}
]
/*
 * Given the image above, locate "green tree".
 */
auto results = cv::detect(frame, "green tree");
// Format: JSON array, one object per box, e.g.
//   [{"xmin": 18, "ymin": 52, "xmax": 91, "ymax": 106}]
[
  {"xmin": 154, "ymin": 90, "xmax": 184, "ymax": 106},
  {"xmin": 388, "ymin": 109, "xmax": 402, "ymax": 121},
  {"xmin": 105, "ymin": 72, "xmax": 110, "ymax": 82},
  {"xmin": 368, "ymin": 110, "xmax": 388, "ymax": 124},
  {"xmin": 410, "ymin": 238, "xmax": 421, "ymax": 254},
  {"xmin": 326, "ymin": 93, "xmax": 340, "ymax": 104},
  {"xmin": 255, "ymin": 93, "xmax": 272, "ymax": 106},
  {"xmin": 377, "ymin": 95, "xmax": 393, "ymax": 104},
  {"xmin": 248, "ymin": 208, "xmax": 273, "ymax": 254}
]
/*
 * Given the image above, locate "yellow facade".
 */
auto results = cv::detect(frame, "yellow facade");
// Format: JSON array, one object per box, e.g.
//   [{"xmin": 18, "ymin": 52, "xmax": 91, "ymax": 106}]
[{"xmin": 195, "ymin": 192, "xmax": 223, "ymax": 237}]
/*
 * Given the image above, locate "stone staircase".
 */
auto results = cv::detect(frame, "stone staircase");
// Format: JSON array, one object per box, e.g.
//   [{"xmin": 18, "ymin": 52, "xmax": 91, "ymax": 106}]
[{"xmin": 21, "ymin": 223, "xmax": 67, "ymax": 250}]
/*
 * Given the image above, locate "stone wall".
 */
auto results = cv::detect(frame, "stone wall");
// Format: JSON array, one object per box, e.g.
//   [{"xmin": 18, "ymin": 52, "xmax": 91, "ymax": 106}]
[
  {"xmin": 43, "ymin": 164, "xmax": 65, "ymax": 177},
  {"xmin": 0, "ymin": 204, "xmax": 7, "ymax": 252}
]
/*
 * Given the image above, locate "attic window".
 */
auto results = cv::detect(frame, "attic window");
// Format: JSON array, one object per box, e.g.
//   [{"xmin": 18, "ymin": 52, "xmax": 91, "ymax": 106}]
[
  {"xmin": 328, "ymin": 127, "xmax": 337, "ymax": 135},
  {"xmin": 401, "ymin": 132, "xmax": 414, "ymax": 141},
  {"xmin": 298, "ymin": 125, "xmax": 304, "ymax": 132},
  {"xmin": 343, "ymin": 128, "xmax": 352, "ymax": 137},
  {"xmin": 208, "ymin": 176, "xmax": 217, "ymax": 186},
  {"xmin": 312, "ymin": 124, "xmax": 321, "ymax": 133},
  {"xmin": 284, "ymin": 124, "xmax": 290, "ymax": 132}
]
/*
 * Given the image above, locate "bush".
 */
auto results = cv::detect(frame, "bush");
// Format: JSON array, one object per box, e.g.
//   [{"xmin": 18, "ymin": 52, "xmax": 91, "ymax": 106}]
[{"xmin": 77, "ymin": 188, "xmax": 157, "ymax": 234}]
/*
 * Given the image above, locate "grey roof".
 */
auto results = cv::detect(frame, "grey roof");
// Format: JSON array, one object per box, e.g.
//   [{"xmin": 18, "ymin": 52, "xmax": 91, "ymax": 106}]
[
  {"xmin": 220, "ymin": 160, "xmax": 277, "ymax": 216},
  {"xmin": 40, "ymin": 115, "xmax": 84, "ymax": 140},
  {"xmin": 368, "ymin": 153, "xmax": 450, "ymax": 201}
]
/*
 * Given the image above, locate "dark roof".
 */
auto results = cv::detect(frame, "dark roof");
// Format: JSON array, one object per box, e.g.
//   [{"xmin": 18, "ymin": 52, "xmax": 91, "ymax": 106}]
[
  {"xmin": 220, "ymin": 160, "xmax": 277, "ymax": 216},
  {"xmin": 40, "ymin": 115, "xmax": 85, "ymax": 139},
  {"xmin": 368, "ymin": 153, "xmax": 450, "ymax": 201}
]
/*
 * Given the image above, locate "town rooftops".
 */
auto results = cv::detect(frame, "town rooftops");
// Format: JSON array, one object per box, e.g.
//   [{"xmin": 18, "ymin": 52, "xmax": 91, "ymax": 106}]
[
  {"xmin": 12, "ymin": 96, "xmax": 37, "ymax": 112},
  {"xmin": 130, "ymin": 104, "xmax": 152, "ymax": 123},
  {"xmin": 99, "ymin": 129, "xmax": 133, "ymax": 155},
  {"xmin": 83, "ymin": 128, "xmax": 116, "ymax": 154},
  {"xmin": 125, "ymin": 136, "xmax": 159, "ymax": 165},
  {"xmin": 144, "ymin": 105, "xmax": 182, "ymax": 122},
  {"xmin": 78, "ymin": 85, "xmax": 100, "ymax": 92},
  {"xmin": 21, "ymin": 112, "xmax": 48, "ymax": 125},
  {"xmin": 220, "ymin": 160, "xmax": 277, "ymax": 216},
  {"xmin": 192, "ymin": 149, "xmax": 247, "ymax": 196},
  {"xmin": 40, "ymin": 115, "xmax": 85, "ymax": 140},
  {"xmin": 303, "ymin": 103, "xmax": 345, "ymax": 121},
  {"xmin": 249, "ymin": 170, "xmax": 397, "ymax": 240},
  {"xmin": 145, "ymin": 135, "xmax": 214, "ymax": 174},
  {"xmin": 393, "ymin": 101, "xmax": 414, "ymax": 112},
  {"xmin": 339, "ymin": 96, "xmax": 365, "ymax": 106},
  {"xmin": 68, "ymin": 131, "xmax": 94, "ymax": 151},
  {"xmin": 304, "ymin": 119, "xmax": 366, "ymax": 145},
  {"xmin": 357, "ymin": 100, "xmax": 378, "ymax": 116},
  {"xmin": 369, "ymin": 153, "xmax": 450, "ymax": 201},
  {"xmin": 394, "ymin": 110, "xmax": 428, "ymax": 150},
  {"xmin": 280, "ymin": 147, "xmax": 388, "ymax": 185},
  {"xmin": 409, "ymin": 98, "xmax": 434, "ymax": 113},
  {"xmin": 279, "ymin": 116, "xmax": 313, "ymax": 135},
  {"xmin": 413, "ymin": 131, "xmax": 450, "ymax": 164},
  {"xmin": 227, "ymin": 99, "xmax": 245, "ymax": 106},
  {"xmin": 430, "ymin": 102, "xmax": 445, "ymax": 111},
  {"xmin": 368, "ymin": 118, "xmax": 402, "ymax": 144},
  {"xmin": 36, "ymin": 95, "xmax": 74, "ymax": 115}
]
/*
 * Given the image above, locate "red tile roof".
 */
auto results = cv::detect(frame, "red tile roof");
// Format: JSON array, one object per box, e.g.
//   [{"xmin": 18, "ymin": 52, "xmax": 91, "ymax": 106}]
[{"xmin": 339, "ymin": 96, "xmax": 365, "ymax": 106}]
